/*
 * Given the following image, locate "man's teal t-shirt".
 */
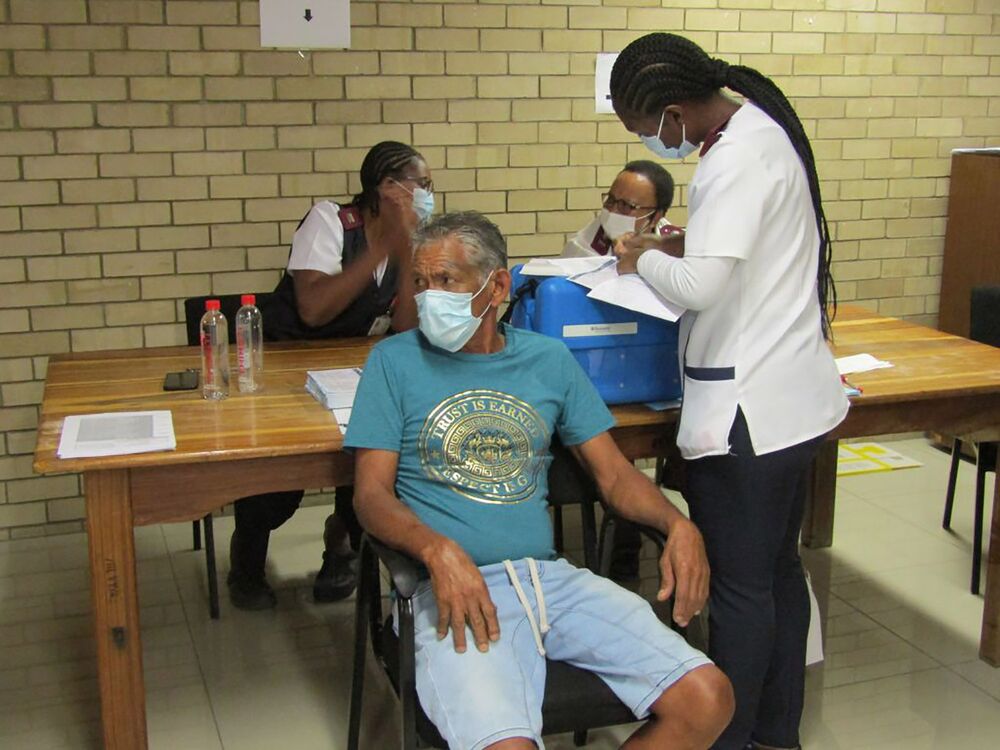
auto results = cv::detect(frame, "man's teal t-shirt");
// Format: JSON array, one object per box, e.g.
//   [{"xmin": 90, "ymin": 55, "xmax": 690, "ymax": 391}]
[{"xmin": 343, "ymin": 324, "xmax": 616, "ymax": 566}]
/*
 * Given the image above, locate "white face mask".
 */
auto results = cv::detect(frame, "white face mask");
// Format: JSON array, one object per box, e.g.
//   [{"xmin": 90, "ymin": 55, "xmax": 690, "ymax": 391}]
[
  {"xmin": 391, "ymin": 179, "xmax": 435, "ymax": 223},
  {"xmin": 416, "ymin": 271, "xmax": 494, "ymax": 352},
  {"xmin": 640, "ymin": 110, "xmax": 698, "ymax": 160},
  {"xmin": 599, "ymin": 208, "xmax": 654, "ymax": 240}
]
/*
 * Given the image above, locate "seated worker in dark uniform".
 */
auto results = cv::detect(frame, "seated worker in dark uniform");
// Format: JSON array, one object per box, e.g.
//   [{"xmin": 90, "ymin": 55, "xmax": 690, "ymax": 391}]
[
  {"xmin": 345, "ymin": 211, "xmax": 733, "ymax": 749},
  {"xmin": 562, "ymin": 159, "xmax": 682, "ymax": 258},
  {"xmin": 227, "ymin": 141, "xmax": 432, "ymax": 610},
  {"xmin": 563, "ymin": 160, "xmax": 682, "ymax": 584}
]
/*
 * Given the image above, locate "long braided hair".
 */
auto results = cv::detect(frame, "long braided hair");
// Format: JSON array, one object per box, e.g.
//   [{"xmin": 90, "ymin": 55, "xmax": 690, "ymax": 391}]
[
  {"xmin": 610, "ymin": 33, "xmax": 836, "ymax": 338},
  {"xmin": 353, "ymin": 140, "xmax": 424, "ymax": 218}
]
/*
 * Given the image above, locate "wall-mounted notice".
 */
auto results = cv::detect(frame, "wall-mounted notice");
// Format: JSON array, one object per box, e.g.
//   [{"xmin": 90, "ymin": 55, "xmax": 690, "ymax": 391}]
[
  {"xmin": 260, "ymin": 0, "xmax": 350, "ymax": 49},
  {"xmin": 595, "ymin": 53, "xmax": 618, "ymax": 114}
]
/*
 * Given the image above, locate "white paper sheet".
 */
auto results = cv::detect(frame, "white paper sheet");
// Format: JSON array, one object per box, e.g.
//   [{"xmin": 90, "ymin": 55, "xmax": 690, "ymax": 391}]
[
  {"xmin": 585, "ymin": 276, "xmax": 685, "ymax": 322},
  {"xmin": 57, "ymin": 411, "xmax": 176, "ymax": 459},
  {"xmin": 835, "ymin": 353, "xmax": 893, "ymax": 375},
  {"xmin": 565, "ymin": 260, "xmax": 685, "ymax": 323},
  {"xmin": 520, "ymin": 256, "xmax": 612, "ymax": 277},
  {"xmin": 565, "ymin": 258, "xmax": 619, "ymax": 290}
]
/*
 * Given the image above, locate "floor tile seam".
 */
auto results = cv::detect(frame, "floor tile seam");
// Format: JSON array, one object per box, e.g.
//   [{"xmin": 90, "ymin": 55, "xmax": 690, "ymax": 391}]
[
  {"xmin": 823, "ymin": 600, "xmax": 954, "ymax": 662},
  {"xmin": 834, "ymin": 497, "xmax": 975, "ymax": 552},
  {"xmin": 825, "ymin": 548, "xmax": 976, "ymax": 585},
  {"xmin": 160, "ymin": 524, "xmax": 227, "ymax": 749},
  {"xmin": 817, "ymin": 661, "xmax": 944, "ymax": 694},
  {"xmin": 943, "ymin": 660, "xmax": 1000, "ymax": 706}
]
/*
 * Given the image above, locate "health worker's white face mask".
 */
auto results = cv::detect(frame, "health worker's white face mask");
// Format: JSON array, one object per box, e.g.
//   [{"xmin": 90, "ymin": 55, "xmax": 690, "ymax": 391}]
[
  {"xmin": 640, "ymin": 110, "xmax": 698, "ymax": 160},
  {"xmin": 416, "ymin": 271, "xmax": 494, "ymax": 352},
  {"xmin": 599, "ymin": 208, "xmax": 654, "ymax": 240},
  {"xmin": 391, "ymin": 179, "xmax": 435, "ymax": 223}
]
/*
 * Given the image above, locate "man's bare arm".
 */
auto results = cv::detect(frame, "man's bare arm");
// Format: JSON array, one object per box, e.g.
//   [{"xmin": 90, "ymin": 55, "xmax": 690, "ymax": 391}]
[
  {"xmin": 569, "ymin": 433, "xmax": 709, "ymax": 626},
  {"xmin": 354, "ymin": 448, "xmax": 500, "ymax": 652}
]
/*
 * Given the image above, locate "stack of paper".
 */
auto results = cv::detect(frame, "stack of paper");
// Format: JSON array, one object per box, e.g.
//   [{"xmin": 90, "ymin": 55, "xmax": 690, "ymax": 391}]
[
  {"xmin": 57, "ymin": 411, "xmax": 176, "ymax": 459},
  {"xmin": 306, "ymin": 368, "xmax": 361, "ymax": 432}
]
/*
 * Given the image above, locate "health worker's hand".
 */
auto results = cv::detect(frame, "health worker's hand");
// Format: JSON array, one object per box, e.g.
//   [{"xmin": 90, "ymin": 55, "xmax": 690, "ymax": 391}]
[
  {"xmin": 374, "ymin": 182, "xmax": 418, "ymax": 260},
  {"xmin": 614, "ymin": 232, "xmax": 648, "ymax": 275}
]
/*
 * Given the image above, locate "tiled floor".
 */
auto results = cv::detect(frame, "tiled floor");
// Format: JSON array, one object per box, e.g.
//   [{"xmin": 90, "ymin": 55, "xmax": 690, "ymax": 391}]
[{"xmin": 1, "ymin": 437, "xmax": 998, "ymax": 749}]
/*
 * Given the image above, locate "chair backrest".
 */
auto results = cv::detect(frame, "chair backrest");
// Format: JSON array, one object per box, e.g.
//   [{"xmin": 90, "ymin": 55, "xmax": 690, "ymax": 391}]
[
  {"xmin": 970, "ymin": 285, "xmax": 1000, "ymax": 349},
  {"xmin": 183, "ymin": 293, "xmax": 273, "ymax": 346}
]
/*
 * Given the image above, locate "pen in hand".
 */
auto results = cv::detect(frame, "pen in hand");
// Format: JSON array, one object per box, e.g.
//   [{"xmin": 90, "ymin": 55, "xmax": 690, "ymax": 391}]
[{"xmin": 840, "ymin": 375, "xmax": 863, "ymax": 395}]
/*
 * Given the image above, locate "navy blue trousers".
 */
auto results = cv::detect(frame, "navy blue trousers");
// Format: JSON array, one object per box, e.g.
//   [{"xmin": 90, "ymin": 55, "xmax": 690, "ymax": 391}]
[{"xmin": 687, "ymin": 410, "xmax": 824, "ymax": 750}]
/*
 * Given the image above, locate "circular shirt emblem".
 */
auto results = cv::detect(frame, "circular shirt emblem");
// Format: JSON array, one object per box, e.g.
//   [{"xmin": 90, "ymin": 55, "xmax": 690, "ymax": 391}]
[{"xmin": 419, "ymin": 389, "xmax": 549, "ymax": 504}]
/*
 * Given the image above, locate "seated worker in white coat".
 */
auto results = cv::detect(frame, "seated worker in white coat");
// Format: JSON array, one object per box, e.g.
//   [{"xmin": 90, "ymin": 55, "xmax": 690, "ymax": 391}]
[
  {"xmin": 562, "ymin": 160, "xmax": 683, "ymax": 258},
  {"xmin": 344, "ymin": 211, "xmax": 734, "ymax": 750},
  {"xmin": 562, "ymin": 160, "xmax": 682, "ymax": 584}
]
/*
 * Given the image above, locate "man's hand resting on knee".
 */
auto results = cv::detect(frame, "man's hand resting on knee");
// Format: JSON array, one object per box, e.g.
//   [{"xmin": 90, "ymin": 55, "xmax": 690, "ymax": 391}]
[{"xmin": 424, "ymin": 538, "xmax": 501, "ymax": 653}]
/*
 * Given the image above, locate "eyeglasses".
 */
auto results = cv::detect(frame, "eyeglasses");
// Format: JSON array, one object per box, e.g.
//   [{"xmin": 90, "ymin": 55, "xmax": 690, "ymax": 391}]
[
  {"xmin": 398, "ymin": 174, "xmax": 434, "ymax": 192},
  {"xmin": 601, "ymin": 192, "xmax": 656, "ymax": 215}
]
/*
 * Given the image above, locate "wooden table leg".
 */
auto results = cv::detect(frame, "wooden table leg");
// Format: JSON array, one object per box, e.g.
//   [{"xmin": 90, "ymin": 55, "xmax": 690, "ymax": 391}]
[
  {"xmin": 85, "ymin": 470, "xmax": 148, "ymax": 749},
  {"xmin": 802, "ymin": 440, "xmax": 839, "ymax": 549},
  {"xmin": 980, "ymin": 450, "xmax": 1000, "ymax": 666}
]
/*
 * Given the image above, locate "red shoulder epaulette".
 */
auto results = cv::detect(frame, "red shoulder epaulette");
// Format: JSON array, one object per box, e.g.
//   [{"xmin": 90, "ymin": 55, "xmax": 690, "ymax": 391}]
[
  {"xmin": 699, "ymin": 116, "xmax": 732, "ymax": 157},
  {"xmin": 338, "ymin": 205, "xmax": 363, "ymax": 230}
]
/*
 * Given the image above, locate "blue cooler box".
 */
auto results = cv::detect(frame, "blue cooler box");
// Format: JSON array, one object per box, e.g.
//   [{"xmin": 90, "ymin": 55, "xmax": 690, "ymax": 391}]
[{"xmin": 508, "ymin": 264, "xmax": 681, "ymax": 405}]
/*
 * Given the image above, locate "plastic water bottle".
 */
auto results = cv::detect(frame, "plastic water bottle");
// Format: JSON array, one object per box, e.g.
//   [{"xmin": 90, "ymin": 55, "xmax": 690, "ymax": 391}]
[
  {"xmin": 235, "ymin": 293, "xmax": 264, "ymax": 393},
  {"xmin": 200, "ymin": 299, "xmax": 230, "ymax": 401}
]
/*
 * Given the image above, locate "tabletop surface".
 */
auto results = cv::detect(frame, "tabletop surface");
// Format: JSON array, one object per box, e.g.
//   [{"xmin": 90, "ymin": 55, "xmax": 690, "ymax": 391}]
[{"xmin": 34, "ymin": 305, "xmax": 1000, "ymax": 475}]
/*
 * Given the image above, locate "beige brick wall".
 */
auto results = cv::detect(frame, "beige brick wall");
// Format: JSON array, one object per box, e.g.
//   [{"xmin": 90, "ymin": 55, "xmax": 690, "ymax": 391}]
[{"xmin": 2, "ymin": 0, "xmax": 999, "ymax": 537}]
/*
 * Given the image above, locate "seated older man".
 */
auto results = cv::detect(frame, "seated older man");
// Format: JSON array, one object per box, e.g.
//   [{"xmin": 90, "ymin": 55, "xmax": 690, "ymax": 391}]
[{"xmin": 344, "ymin": 211, "xmax": 733, "ymax": 750}]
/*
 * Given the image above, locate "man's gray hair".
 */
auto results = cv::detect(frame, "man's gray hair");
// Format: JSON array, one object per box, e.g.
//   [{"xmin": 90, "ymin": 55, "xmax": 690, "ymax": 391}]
[{"xmin": 412, "ymin": 211, "xmax": 507, "ymax": 280}]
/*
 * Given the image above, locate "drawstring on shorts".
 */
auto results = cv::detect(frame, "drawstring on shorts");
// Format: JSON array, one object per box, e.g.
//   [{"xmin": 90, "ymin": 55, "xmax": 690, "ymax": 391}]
[{"xmin": 503, "ymin": 558, "xmax": 549, "ymax": 656}]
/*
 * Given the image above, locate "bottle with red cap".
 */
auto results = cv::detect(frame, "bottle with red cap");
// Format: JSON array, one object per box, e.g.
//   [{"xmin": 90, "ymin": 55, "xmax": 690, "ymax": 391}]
[
  {"xmin": 200, "ymin": 299, "xmax": 230, "ymax": 400},
  {"xmin": 235, "ymin": 293, "xmax": 263, "ymax": 393}
]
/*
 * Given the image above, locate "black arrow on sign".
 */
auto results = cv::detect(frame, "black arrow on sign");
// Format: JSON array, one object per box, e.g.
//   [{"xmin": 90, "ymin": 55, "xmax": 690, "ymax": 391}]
[{"xmin": 304, "ymin": 9, "xmax": 313, "ymax": 21}]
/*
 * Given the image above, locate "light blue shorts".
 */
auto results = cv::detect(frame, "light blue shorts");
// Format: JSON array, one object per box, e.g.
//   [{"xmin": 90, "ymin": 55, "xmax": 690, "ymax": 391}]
[{"xmin": 409, "ymin": 557, "xmax": 713, "ymax": 750}]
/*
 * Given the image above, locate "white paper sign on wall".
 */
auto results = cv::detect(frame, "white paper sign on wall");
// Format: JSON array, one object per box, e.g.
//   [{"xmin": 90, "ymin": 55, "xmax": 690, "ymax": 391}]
[
  {"xmin": 595, "ymin": 53, "xmax": 619, "ymax": 114},
  {"xmin": 260, "ymin": 0, "xmax": 350, "ymax": 50}
]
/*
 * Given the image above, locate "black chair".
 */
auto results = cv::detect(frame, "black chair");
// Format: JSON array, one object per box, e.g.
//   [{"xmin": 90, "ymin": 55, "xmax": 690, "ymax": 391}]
[
  {"xmin": 347, "ymin": 447, "xmax": 672, "ymax": 749},
  {"xmin": 182, "ymin": 292, "xmax": 273, "ymax": 619},
  {"xmin": 942, "ymin": 285, "xmax": 1000, "ymax": 595}
]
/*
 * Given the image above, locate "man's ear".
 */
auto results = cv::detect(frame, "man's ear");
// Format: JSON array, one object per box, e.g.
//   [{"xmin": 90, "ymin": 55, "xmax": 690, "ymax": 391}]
[{"xmin": 491, "ymin": 268, "xmax": 512, "ymax": 306}]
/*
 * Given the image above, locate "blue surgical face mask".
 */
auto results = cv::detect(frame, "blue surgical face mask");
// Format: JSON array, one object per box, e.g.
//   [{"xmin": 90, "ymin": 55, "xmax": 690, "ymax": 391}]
[
  {"xmin": 416, "ymin": 271, "xmax": 494, "ymax": 352},
  {"xmin": 412, "ymin": 186, "xmax": 435, "ymax": 222},
  {"xmin": 392, "ymin": 179, "xmax": 435, "ymax": 223},
  {"xmin": 640, "ymin": 110, "xmax": 698, "ymax": 160}
]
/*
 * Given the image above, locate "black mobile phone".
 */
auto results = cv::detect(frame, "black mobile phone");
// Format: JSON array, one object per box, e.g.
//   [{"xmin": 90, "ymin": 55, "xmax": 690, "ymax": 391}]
[{"xmin": 163, "ymin": 369, "xmax": 199, "ymax": 391}]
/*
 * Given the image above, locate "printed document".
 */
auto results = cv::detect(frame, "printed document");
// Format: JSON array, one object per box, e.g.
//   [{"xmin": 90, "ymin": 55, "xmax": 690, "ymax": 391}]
[
  {"xmin": 58, "ymin": 411, "xmax": 176, "ymax": 459},
  {"xmin": 568, "ymin": 260, "xmax": 686, "ymax": 322}
]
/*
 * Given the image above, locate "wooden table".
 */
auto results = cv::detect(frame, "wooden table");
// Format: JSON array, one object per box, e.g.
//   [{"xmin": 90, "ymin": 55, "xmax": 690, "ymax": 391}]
[{"xmin": 33, "ymin": 306, "xmax": 1000, "ymax": 749}]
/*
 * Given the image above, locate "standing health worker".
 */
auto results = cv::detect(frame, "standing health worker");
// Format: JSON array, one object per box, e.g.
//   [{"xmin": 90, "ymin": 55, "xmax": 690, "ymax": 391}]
[{"xmin": 609, "ymin": 33, "xmax": 848, "ymax": 750}]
